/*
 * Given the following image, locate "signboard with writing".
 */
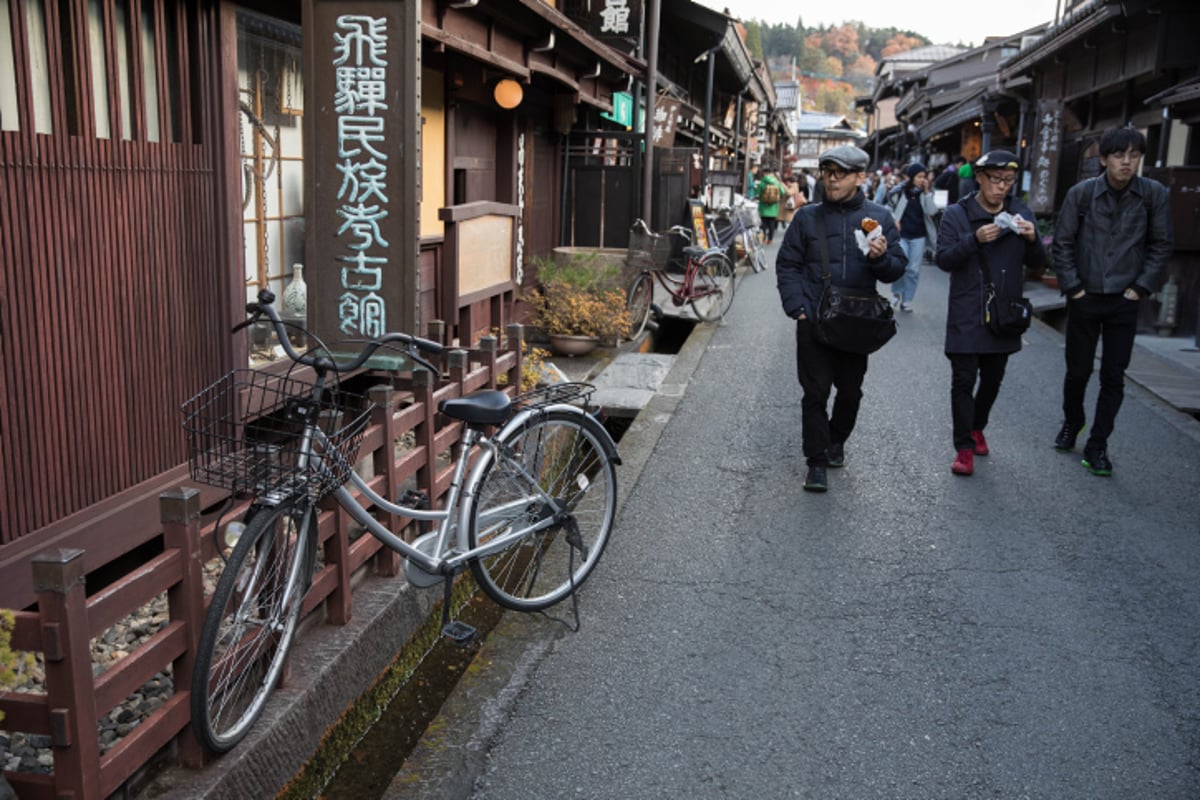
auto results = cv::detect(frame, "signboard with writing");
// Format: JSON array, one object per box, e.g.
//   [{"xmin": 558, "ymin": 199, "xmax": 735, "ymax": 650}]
[
  {"xmin": 304, "ymin": 2, "xmax": 421, "ymax": 344},
  {"xmin": 650, "ymin": 95, "xmax": 680, "ymax": 148},
  {"xmin": 601, "ymin": 91, "xmax": 634, "ymax": 128},
  {"xmin": 584, "ymin": 0, "xmax": 642, "ymax": 50},
  {"xmin": 689, "ymin": 199, "xmax": 710, "ymax": 249},
  {"xmin": 1029, "ymin": 99, "xmax": 1062, "ymax": 215}
]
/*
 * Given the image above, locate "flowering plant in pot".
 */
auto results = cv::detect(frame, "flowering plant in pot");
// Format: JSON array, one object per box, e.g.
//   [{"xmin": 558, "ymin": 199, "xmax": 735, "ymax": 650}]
[{"xmin": 525, "ymin": 254, "xmax": 632, "ymax": 353}]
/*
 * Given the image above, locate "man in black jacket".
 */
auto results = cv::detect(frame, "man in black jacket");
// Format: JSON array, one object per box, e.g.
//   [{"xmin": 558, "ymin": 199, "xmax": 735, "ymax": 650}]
[
  {"xmin": 936, "ymin": 150, "xmax": 1045, "ymax": 476},
  {"xmin": 776, "ymin": 145, "xmax": 907, "ymax": 492},
  {"xmin": 1051, "ymin": 128, "xmax": 1173, "ymax": 476}
]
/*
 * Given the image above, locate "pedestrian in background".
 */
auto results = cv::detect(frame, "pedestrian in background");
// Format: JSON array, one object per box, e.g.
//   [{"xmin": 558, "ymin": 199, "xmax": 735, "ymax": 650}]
[
  {"xmin": 756, "ymin": 166, "xmax": 786, "ymax": 244},
  {"xmin": 1051, "ymin": 127, "xmax": 1173, "ymax": 476},
  {"xmin": 885, "ymin": 162, "xmax": 939, "ymax": 312},
  {"xmin": 935, "ymin": 150, "xmax": 1045, "ymax": 476},
  {"xmin": 778, "ymin": 175, "xmax": 806, "ymax": 231},
  {"xmin": 776, "ymin": 145, "xmax": 907, "ymax": 492}
]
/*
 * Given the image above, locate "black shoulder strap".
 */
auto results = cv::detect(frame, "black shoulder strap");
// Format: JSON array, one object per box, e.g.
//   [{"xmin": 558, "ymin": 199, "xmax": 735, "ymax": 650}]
[{"xmin": 815, "ymin": 210, "xmax": 832, "ymax": 287}]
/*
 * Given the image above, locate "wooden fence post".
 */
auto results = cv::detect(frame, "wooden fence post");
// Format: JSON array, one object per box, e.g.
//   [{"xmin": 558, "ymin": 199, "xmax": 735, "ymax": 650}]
[
  {"xmin": 413, "ymin": 369, "xmax": 438, "ymax": 508},
  {"xmin": 477, "ymin": 334, "xmax": 498, "ymax": 388},
  {"xmin": 32, "ymin": 547, "xmax": 100, "ymax": 800},
  {"xmin": 507, "ymin": 323, "xmax": 524, "ymax": 390},
  {"xmin": 368, "ymin": 384, "xmax": 401, "ymax": 577},
  {"xmin": 160, "ymin": 488, "xmax": 206, "ymax": 768}
]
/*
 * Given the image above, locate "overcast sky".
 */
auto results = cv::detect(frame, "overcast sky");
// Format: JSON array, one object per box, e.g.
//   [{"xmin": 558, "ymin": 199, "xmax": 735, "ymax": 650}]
[{"xmin": 694, "ymin": 0, "xmax": 1061, "ymax": 48}]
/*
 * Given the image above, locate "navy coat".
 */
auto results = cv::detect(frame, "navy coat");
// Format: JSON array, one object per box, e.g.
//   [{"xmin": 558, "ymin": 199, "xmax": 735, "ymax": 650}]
[
  {"xmin": 935, "ymin": 194, "xmax": 1046, "ymax": 354},
  {"xmin": 776, "ymin": 191, "xmax": 906, "ymax": 321}
]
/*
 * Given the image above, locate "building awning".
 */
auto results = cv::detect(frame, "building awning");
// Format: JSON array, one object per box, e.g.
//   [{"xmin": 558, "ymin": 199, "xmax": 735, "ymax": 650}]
[
  {"xmin": 918, "ymin": 90, "xmax": 986, "ymax": 141},
  {"xmin": 1146, "ymin": 78, "xmax": 1200, "ymax": 107},
  {"xmin": 999, "ymin": 0, "xmax": 1117, "ymax": 80}
]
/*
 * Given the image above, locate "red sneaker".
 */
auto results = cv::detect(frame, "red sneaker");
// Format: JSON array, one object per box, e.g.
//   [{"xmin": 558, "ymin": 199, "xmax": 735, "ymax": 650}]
[
  {"xmin": 970, "ymin": 429, "xmax": 989, "ymax": 456},
  {"xmin": 952, "ymin": 449, "xmax": 974, "ymax": 476}
]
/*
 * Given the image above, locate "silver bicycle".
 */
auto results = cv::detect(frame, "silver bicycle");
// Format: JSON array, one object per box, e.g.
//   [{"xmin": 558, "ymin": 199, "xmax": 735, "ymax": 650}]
[{"xmin": 183, "ymin": 289, "xmax": 620, "ymax": 754}]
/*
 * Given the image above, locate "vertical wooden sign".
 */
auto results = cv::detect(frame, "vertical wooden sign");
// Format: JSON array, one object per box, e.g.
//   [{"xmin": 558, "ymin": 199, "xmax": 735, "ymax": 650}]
[
  {"xmin": 1029, "ymin": 99, "xmax": 1062, "ymax": 216},
  {"xmin": 303, "ymin": 1, "xmax": 421, "ymax": 344}
]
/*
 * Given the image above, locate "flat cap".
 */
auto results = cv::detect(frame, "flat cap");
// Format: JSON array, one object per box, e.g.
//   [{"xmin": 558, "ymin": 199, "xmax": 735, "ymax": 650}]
[
  {"xmin": 975, "ymin": 150, "xmax": 1019, "ymax": 170},
  {"xmin": 819, "ymin": 145, "xmax": 869, "ymax": 172}
]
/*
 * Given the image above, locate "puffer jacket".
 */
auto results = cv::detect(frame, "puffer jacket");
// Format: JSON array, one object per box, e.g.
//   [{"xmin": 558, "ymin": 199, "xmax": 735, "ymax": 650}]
[
  {"xmin": 936, "ymin": 194, "xmax": 1046, "ymax": 354},
  {"xmin": 776, "ymin": 191, "xmax": 907, "ymax": 321}
]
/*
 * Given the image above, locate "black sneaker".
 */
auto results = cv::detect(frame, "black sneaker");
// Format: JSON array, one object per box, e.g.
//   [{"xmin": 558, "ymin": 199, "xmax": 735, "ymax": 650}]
[
  {"xmin": 1054, "ymin": 421, "xmax": 1084, "ymax": 451},
  {"xmin": 804, "ymin": 465, "xmax": 828, "ymax": 492},
  {"xmin": 1082, "ymin": 447, "xmax": 1113, "ymax": 476},
  {"xmin": 827, "ymin": 442, "xmax": 845, "ymax": 468}
]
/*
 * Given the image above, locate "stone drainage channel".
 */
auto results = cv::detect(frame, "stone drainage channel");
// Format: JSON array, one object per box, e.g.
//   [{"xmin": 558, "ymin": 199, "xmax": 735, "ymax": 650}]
[{"xmin": 309, "ymin": 316, "xmax": 696, "ymax": 800}]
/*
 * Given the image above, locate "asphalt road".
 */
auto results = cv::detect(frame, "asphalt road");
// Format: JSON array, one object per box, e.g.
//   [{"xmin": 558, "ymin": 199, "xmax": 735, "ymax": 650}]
[{"xmin": 394, "ymin": 251, "xmax": 1200, "ymax": 800}]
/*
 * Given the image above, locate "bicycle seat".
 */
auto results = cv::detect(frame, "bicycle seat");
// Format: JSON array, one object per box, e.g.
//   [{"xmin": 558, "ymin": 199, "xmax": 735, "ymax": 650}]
[
  {"xmin": 682, "ymin": 245, "xmax": 709, "ymax": 259},
  {"xmin": 439, "ymin": 390, "xmax": 511, "ymax": 426}
]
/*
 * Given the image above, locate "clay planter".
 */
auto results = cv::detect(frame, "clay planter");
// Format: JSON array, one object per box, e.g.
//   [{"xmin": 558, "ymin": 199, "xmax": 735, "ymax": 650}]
[{"xmin": 547, "ymin": 334, "xmax": 600, "ymax": 357}]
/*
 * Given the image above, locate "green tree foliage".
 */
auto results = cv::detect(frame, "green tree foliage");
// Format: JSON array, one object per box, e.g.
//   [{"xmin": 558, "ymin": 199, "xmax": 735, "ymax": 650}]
[{"xmin": 743, "ymin": 20, "xmax": 763, "ymax": 60}]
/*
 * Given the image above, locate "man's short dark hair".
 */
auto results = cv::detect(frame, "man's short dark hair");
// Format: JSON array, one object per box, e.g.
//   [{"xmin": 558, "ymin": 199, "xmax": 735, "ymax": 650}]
[{"xmin": 1098, "ymin": 127, "xmax": 1146, "ymax": 156}]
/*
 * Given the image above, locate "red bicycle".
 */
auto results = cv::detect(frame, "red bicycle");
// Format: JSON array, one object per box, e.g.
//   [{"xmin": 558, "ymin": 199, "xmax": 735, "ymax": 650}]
[{"xmin": 625, "ymin": 219, "xmax": 736, "ymax": 337}]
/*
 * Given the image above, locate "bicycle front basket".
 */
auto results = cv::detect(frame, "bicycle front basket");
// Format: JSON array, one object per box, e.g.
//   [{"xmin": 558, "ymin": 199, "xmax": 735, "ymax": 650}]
[
  {"xmin": 182, "ymin": 369, "xmax": 372, "ymax": 502},
  {"xmin": 627, "ymin": 226, "xmax": 673, "ymax": 272}
]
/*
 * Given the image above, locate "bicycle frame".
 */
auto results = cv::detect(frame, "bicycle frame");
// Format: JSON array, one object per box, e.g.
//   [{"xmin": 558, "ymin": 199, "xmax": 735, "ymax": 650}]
[{"xmin": 297, "ymin": 402, "xmax": 581, "ymax": 577}]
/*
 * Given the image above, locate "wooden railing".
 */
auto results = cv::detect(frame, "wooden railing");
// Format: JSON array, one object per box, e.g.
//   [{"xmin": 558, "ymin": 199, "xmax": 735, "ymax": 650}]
[{"xmin": 0, "ymin": 333, "xmax": 522, "ymax": 800}]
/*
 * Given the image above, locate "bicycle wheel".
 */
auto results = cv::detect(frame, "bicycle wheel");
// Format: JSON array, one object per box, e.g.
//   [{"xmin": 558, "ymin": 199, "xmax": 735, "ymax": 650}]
[
  {"xmin": 739, "ymin": 230, "xmax": 768, "ymax": 273},
  {"xmin": 625, "ymin": 271, "xmax": 653, "ymax": 339},
  {"xmin": 191, "ymin": 500, "xmax": 315, "ymax": 753},
  {"xmin": 468, "ymin": 408, "xmax": 617, "ymax": 611},
  {"xmin": 690, "ymin": 251, "xmax": 736, "ymax": 322}
]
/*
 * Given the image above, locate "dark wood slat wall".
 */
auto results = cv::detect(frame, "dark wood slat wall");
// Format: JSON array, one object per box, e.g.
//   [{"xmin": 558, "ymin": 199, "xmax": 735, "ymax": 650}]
[{"xmin": 1, "ymin": 0, "xmax": 227, "ymax": 542}]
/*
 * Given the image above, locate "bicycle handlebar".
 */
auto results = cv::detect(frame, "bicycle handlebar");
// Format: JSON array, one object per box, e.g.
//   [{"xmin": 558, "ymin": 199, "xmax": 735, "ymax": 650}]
[{"xmin": 242, "ymin": 289, "xmax": 445, "ymax": 375}]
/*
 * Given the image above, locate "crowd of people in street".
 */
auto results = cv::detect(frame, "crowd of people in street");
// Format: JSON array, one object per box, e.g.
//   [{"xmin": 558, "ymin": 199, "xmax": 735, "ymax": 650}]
[{"xmin": 769, "ymin": 128, "xmax": 1174, "ymax": 490}]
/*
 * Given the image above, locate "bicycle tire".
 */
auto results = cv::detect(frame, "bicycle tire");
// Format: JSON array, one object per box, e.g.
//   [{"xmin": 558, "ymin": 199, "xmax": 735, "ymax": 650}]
[
  {"xmin": 191, "ymin": 501, "xmax": 315, "ymax": 754},
  {"xmin": 625, "ymin": 271, "xmax": 653, "ymax": 340},
  {"xmin": 752, "ymin": 241, "xmax": 768, "ymax": 273},
  {"xmin": 690, "ymin": 251, "xmax": 736, "ymax": 321},
  {"xmin": 468, "ymin": 408, "xmax": 617, "ymax": 611}
]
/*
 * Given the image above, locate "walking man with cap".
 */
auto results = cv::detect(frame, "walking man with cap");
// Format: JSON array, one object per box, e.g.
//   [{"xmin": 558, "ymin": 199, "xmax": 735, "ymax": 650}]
[
  {"xmin": 936, "ymin": 150, "xmax": 1045, "ymax": 476},
  {"xmin": 776, "ymin": 145, "xmax": 907, "ymax": 492},
  {"xmin": 1051, "ymin": 127, "xmax": 1173, "ymax": 476},
  {"xmin": 886, "ymin": 162, "xmax": 940, "ymax": 312}
]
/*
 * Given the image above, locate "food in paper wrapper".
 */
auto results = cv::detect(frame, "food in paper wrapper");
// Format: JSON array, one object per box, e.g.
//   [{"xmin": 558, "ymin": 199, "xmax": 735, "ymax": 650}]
[
  {"xmin": 993, "ymin": 211, "xmax": 1026, "ymax": 235},
  {"xmin": 854, "ymin": 217, "xmax": 884, "ymax": 255}
]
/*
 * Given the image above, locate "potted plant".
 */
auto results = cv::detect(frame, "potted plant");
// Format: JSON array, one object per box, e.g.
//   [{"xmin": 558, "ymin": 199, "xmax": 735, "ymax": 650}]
[
  {"xmin": 1037, "ymin": 218, "xmax": 1059, "ymax": 289},
  {"xmin": 525, "ymin": 254, "xmax": 632, "ymax": 356}
]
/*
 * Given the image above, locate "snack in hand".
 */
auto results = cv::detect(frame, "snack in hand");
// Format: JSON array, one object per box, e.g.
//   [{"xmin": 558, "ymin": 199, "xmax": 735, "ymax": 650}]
[{"xmin": 861, "ymin": 217, "xmax": 880, "ymax": 233}]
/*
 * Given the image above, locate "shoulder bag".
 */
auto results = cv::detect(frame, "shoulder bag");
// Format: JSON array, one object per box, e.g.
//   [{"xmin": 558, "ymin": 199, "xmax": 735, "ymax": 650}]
[
  {"xmin": 811, "ymin": 213, "xmax": 897, "ymax": 354},
  {"xmin": 979, "ymin": 248, "xmax": 1032, "ymax": 337}
]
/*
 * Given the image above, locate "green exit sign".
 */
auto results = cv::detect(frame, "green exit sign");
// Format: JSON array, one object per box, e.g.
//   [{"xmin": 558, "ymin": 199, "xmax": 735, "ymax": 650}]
[{"xmin": 601, "ymin": 91, "xmax": 633, "ymax": 128}]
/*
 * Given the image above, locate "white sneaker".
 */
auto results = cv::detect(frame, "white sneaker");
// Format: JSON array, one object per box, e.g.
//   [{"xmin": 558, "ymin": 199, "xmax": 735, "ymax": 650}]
[{"xmin": 901, "ymin": 302, "xmax": 914, "ymax": 312}]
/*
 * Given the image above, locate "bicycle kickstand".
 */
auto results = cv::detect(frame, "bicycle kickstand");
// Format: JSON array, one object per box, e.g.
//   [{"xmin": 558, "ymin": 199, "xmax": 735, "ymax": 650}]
[{"xmin": 440, "ymin": 572, "xmax": 477, "ymax": 646}]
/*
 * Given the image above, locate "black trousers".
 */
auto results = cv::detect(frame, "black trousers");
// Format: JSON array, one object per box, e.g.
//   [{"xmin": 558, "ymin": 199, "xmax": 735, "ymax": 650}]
[
  {"xmin": 762, "ymin": 215, "xmax": 779, "ymax": 243},
  {"xmin": 1062, "ymin": 293, "xmax": 1139, "ymax": 449},
  {"xmin": 948, "ymin": 352, "xmax": 1009, "ymax": 452},
  {"xmin": 795, "ymin": 319, "xmax": 868, "ymax": 466}
]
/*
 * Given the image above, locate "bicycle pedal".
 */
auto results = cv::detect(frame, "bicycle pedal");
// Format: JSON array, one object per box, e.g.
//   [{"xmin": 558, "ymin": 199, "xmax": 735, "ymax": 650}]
[
  {"xmin": 398, "ymin": 489, "xmax": 430, "ymax": 510},
  {"xmin": 441, "ymin": 620, "xmax": 477, "ymax": 645}
]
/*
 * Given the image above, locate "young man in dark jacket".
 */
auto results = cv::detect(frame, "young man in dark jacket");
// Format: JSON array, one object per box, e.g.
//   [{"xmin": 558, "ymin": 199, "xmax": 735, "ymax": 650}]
[
  {"xmin": 1051, "ymin": 127, "xmax": 1173, "ymax": 476},
  {"xmin": 936, "ymin": 150, "xmax": 1045, "ymax": 476},
  {"xmin": 776, "ymin": 145, "xmax": 907, "ymax": 492}
]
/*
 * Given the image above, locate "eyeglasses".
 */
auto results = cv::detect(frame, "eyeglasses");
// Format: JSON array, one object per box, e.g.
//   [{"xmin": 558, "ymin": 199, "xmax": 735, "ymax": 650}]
[
  {"xmin": 820, "ymin": 166, "xmax": 852, "ymax": 180},
  {"xmin": 981, "ymin": 173, "xmax": 1016, "ymax": 187}
]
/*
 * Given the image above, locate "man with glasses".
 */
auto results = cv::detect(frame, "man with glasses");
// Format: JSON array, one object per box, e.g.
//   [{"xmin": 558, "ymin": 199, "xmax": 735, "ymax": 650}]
[
  {"xmin": 776, "ymin": 145, "xmax": 906, "ymax": 492},
  {"xmin": 1051, "ymin": 127, "xmax": 1173, "ymax": 476},
  {"xmin": 935, "ymin": 150, "xmax": 1045, "ymax": 476}
]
